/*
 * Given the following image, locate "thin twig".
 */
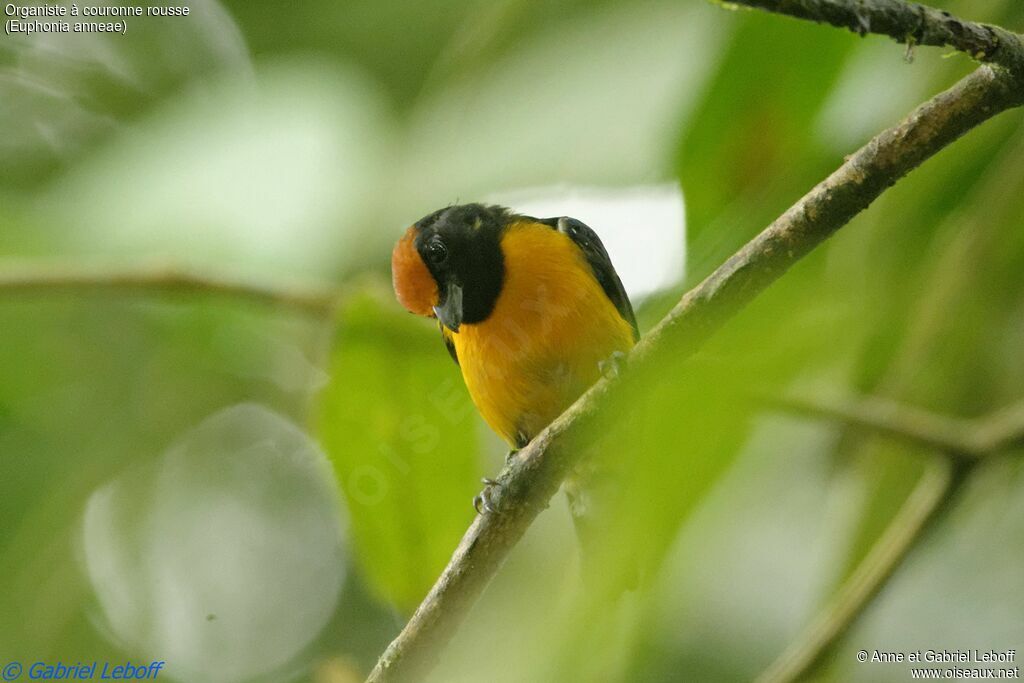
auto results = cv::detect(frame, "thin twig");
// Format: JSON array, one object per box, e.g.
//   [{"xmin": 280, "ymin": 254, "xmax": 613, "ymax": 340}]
[
  {"xmin": 970, "ymin": 400, "xmax": 1024, "ymax": 453},
  {"xmin": 771, "ymin": 393, "xmax": 1024, "ymax": 459},
  {"xmin": 0, "ymin": 261, "xmax": 343, "ymax": 317},
  {"xmin": 726, "ymin": 0, "xmax": 1024, "ymax": 74},
  {"xmin": 756, "ymin": 457, "xmax": 965, "ymax": 683},
  {"xmin": 769, "ymin": 392, "xmax": 977, "ymax": 456},
  {"xmin": 365, "ymin": 54, "xmax": 1024, "ymax": 683},
  {"xmin": 755, "ymin": 394, "xmax": 1024, "ymax": 681}
]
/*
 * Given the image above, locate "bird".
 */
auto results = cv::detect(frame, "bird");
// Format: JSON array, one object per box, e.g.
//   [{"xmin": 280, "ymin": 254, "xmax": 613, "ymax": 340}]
[{"xmin": 391, "ymin": 203, "xmax": 638, "ymax": 516}]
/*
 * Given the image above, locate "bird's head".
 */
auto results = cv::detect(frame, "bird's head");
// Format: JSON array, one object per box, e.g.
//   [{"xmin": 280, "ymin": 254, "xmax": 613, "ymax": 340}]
[{"xmin": 391, "ymin": 204, "xmax": 508, "ymax": 332}]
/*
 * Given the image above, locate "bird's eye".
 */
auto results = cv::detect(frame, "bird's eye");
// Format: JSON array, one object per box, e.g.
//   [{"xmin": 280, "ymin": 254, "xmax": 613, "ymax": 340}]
[{"xmin": 426, "ymin": 238, "xmax": 448, "ymax": 266}]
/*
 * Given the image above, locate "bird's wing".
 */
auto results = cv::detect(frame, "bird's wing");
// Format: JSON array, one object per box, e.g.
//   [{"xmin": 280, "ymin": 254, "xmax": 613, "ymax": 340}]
[{"xmin": 555, "ymin": 217, "xmax": 640, "ymax": 342}]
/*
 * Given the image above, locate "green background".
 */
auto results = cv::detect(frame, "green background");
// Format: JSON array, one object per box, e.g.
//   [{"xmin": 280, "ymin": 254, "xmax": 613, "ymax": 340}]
[{"xmin": 1, "ymin": 1, "xmax": 1023, "ymax": 681}]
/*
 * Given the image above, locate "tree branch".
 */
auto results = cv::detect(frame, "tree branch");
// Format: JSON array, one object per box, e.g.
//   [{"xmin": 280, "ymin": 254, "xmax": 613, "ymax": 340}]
[
  {"xmin": 0, "ymin": 261, "xmax": 342, "ymax": 317},
  {"xmin": 756, "ymin": 393, "xmax": 1024, "ymax": 682},
  {"xmin": 970, "ymin": 400, "xmax": 1024, "ymax": 453},
  {"xmin": 770, "ymin": 392, "xmax": 1024, "ymax": 459},
  {"xmin": 768, "ymin": 392, "xmax": 977, "ymax": 456},
  {"xmin": 756, "ymin": 456, "xmax": 965, "ymax": 683},
  {"xmin": 726, "ymin": 0, "xmax": 1024, "ymax": 74},
  {"xmin": 366, "ymin": 51, "xmax": 1024, "ymax": 683}
]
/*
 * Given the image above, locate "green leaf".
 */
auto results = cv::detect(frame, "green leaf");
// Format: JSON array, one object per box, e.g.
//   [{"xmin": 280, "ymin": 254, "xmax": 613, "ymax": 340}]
[
  {"xmin": 675, "ymin": 10, "xmax": 855, "ymax": 285},
  {"xmin": 315, "ymin": 288, "xmax": 482, "ymax": 612}
]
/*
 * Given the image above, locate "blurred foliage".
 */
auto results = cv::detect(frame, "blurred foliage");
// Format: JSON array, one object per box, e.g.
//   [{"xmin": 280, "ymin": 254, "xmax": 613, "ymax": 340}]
[
  {"xmin": 677, "ymin": 10, "xmax": 856, "ymax": 284},
  {"xmin": 316, "ymin": 288, "xmax": 481, "ymax": 612},
  {"xmin": 2, "ymin": 0, "xmax": 1024, "ymax": 682}
]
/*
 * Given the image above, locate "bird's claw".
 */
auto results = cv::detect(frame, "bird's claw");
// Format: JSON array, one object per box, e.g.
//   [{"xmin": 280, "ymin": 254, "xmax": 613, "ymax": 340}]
[
  {"xmin": 473, "ymin": 477, "xmax": 502, "ymax": 515},
  {"xmin": 598, "ymin": 350, "xmax": 627, "ymax": 379}
]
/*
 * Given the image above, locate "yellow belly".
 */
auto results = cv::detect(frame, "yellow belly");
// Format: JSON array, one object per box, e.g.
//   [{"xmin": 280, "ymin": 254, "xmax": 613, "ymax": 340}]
[{"xmin": 450, "ymin": 223, "xmax": 635, "ymax": 446}]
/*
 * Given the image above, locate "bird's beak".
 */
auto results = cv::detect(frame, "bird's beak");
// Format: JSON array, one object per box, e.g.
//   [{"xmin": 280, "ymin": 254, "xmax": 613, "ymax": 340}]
[{"xmin": 433, "ymin": 281, "xmax": 463, "ymax": 333}]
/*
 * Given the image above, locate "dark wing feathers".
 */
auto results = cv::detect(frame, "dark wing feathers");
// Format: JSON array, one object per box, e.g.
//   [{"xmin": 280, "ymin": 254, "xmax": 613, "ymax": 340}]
[{"xmin": 552, "ymin": 217, "xmax": 639, "ymax": 342}]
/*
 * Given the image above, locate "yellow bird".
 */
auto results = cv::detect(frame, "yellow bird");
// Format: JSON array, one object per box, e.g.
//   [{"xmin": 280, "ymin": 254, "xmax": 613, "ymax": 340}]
[{"xmin": 391, "ymin": 203, "xmax": 638, "ymax": 512}]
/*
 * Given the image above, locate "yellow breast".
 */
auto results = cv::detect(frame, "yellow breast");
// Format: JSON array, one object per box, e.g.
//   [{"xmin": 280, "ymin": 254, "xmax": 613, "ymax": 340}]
[{"xmin": 450, "ymin": 222, "xmax": 635, "ymax": 446}]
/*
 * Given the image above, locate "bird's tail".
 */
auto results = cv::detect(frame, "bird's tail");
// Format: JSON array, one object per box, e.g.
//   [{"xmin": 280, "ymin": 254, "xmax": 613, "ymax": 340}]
[{"xmin": 564, "ymin": 460, "xmax": 639, "ymax": 592}]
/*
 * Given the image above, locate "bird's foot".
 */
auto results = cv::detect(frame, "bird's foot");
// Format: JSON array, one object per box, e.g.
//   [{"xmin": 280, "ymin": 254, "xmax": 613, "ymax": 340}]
[
  {"xmin": 598, "ymin": 350, "xmax": 627, "ymax": 379},
  {"xmin": 505, "ymin": 447, "xmax": 520, "ymax": 464},
  {"xmin": 473, "ymin": 477, "xmax": 502, "ymax": 515}
]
